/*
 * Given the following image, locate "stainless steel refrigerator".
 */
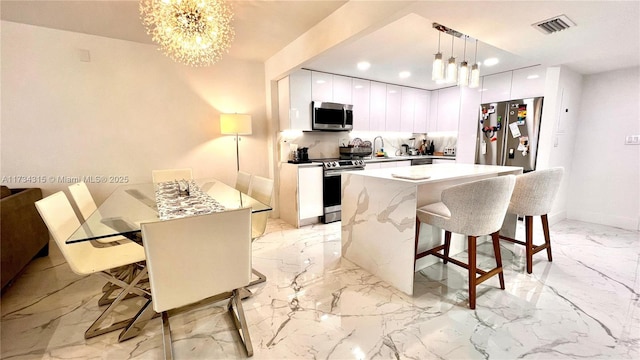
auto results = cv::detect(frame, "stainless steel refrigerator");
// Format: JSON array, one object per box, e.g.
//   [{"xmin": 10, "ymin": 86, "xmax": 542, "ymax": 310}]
[{"xmin": 475, "ymin": 97, "xmax": 543, "ymax": 172}]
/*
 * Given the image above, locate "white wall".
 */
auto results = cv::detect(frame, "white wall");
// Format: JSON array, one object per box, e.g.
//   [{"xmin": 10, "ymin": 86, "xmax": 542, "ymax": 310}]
[
  {"xmin": 566, "ymin": 67, "xmax": 640, "ymax": 230},
  {"xmin": 1, "ymin": 21, "xmax": 269, "ymax": 204}
]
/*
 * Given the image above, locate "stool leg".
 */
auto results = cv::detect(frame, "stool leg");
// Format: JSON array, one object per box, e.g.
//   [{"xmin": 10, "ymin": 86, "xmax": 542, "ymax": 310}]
[
  {"xmin": 541, "ymin": 214, "xmax": 553, "ymax": 262},
  {"xmin": 525, "ymin": 216, "xmax": 534, "ymax": 274},
  {"xmin": 414, "ymin": 217, "xmax": 421, "ymax": 266},
  {"xmin": 468, "ymin": 235, "xmax": 477, "ymax": 309},
  {"xmin": 491, "ymin": 232, "xmax": 505, "ymax": 289},
  {"xmin": 443, "ymin": 231, "xmax": 452, "ymax": 264}
]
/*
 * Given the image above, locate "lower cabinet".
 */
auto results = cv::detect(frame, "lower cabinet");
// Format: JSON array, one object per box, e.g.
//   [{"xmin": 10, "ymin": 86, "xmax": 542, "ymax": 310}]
[
  {"xmin": 432, "ymin": 158, "xmax": 456, "ymax": 164},
  {"xmin": 366, "ymin": 160, "xmax": 411, "ymax": 169},
  {"xmin": 279, "ymin": 164, "xmax": 323, "ymax": 228}
]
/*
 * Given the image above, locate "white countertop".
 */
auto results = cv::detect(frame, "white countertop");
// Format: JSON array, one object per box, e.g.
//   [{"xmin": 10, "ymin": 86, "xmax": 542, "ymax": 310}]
[
  {"xmin": 282, "ymin": 155, "xmax": 456, "ymax": 167},
  {"xmin": 350, "ymin": 163, "xmax": 523, "ymax": 184}
]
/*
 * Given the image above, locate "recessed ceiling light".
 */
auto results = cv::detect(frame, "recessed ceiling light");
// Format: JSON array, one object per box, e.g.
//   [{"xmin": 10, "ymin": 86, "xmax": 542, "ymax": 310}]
[
  {"xmin": 388, "ymin": 90, "xmax": 397, "ymax": 94},
  {"xmin": 527, "ymin": 74, "xmax": 540, "ymax": 80},
  {"xmin": 399, "ymin": 71, "xmax": 411, "ymax": 78},
  {"xmin": 354, "ymin": 85, "xmax": 363, "ymax": 89},
  {"xmin": 357, "ymin": 61, "xmax": 371, "ymax": 71},
  {"xmin": 484, "ymin": 58, "xmax": 499, "ymax": 66},
  {"xmin": 316, "ymin": 80, "xmax": 326, "ymax": 84}
]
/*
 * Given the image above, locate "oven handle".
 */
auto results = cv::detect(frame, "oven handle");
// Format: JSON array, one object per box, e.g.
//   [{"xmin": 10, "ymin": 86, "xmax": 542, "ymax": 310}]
[{"xmin": 324, "ymin": 168, "xmax": 365, "ymax": 177}]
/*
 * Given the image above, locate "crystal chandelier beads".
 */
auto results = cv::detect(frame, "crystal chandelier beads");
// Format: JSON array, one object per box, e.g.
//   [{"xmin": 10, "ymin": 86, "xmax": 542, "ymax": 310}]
[{"xmin": 140, "ymin": 0, "xmax": 235, "ymax": 67}]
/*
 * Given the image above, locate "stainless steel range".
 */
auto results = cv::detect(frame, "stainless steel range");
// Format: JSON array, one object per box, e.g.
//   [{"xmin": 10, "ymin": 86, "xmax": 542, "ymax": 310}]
[{"xmin": 320, "ymin": 159, "xmax": 366, "ymax": 223}]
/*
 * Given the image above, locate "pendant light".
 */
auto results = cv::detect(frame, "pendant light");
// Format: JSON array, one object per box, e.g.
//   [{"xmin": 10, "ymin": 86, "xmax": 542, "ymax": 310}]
[
  {"xmin": 469, "ymin": 39, "xmax": 481, "ymax": 88},
  {"xmin": 446, "ymin": 34, "xmax": 457, "ymax": 83},
  {"xmin": 458, "ymin": 36, "xmax": 469, "ymax": 86},
  {"xmin": 432, "ymin": 31, "xmax": 444, "ymax": 81}
]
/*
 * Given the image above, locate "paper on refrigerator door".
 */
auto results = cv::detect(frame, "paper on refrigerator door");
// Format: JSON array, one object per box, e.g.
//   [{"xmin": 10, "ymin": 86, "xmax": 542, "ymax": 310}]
[{"xmin": 509, "ymin": 122, "xmax": 521, "ymax": 138}]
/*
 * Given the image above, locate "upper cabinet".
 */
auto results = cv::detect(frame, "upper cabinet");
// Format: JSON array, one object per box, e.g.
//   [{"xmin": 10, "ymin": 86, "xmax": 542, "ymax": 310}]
[
  {"xmin": 369, "ymin": 81, "xmax": 387, "ymax": 132},
  {"xmin": 480, "ymin": 72, "xmax": 513, "ymax": 103},
  {"xmin": 481, "ymin": 66, "xmax": 546, "ymax": 103},
  {"xmin": 413, "ymin": 89, "xmax": 430, "ymax": 133},
  {"xmin": 385, "ymin": 84, "xmax": 402, "ymax": 131},
  {"xmin": 311, "ymin": 72, "xmax": 333, "ymax": 102},
  {"xmin": 332, "ymin": 75, "xmax": 353, "ymax": 104},
  {"xmin": 431, "ymin": 86, "xmax": 460, "ymax": 131},
  {"xmin": 352, "ymin": 78, "xmax": 371, "ymax": 131},
  {"xmin": 510, "ymin": 66, "xmax": 546, "ymax": 99},
  {"xmin": 278, "ymin": 69, "xmax": 312, "ymax": 131}
]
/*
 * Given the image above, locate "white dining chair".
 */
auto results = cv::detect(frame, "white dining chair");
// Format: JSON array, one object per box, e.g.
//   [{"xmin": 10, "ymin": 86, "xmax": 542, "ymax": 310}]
[
  {"xmin": 68, "ymin": 182, "xmax": 98, "ymax": 221},
  {"xmin": 67, "ymin": 181, "xmax": 143, "ymax": 302},
  {"xmin": 415, "ymin": 175, "xmax": 516, "ymax": 309},
  {"xmin": 151, "ymin": 168, "xmax": 193, "ymax": 183},
  {"xmin": 499, "ymin": 167, "xmax": 564, "ymax": 273},
  {"xmin": 235, "ymin": 170, "xmax": 252, "ymax": 194},
  {"xmin": 141, "ymin": 208, "xmax": 253, "ymax": 359},
  {"xmin": 247, "ymin": 175, "xmax": 274, "ymax": 286},
  {"xmin": 35, "ymin": 191, "xmax": 148, "ymax": 339}
]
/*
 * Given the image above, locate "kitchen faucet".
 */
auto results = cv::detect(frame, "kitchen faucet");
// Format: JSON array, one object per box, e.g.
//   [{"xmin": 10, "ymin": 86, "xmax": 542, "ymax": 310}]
[{"xmin": 373, "ymin": 136, "xmax": 384, "ymax": 154}]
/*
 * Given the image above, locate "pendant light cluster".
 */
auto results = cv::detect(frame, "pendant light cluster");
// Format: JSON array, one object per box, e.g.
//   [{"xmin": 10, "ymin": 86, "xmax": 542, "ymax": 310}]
[{"xmin": 431, "ymin": 23, "xmax": 479, "ymax": 88}]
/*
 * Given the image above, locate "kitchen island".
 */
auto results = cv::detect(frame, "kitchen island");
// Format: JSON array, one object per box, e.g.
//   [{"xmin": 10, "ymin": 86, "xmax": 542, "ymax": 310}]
[{"xmin": 341, "ymin": 163, "xmax": 523, "ymax": 295}]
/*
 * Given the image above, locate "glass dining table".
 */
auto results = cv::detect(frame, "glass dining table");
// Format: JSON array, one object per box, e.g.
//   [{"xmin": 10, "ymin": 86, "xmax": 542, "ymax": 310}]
[
  {"xmin": 66, "ymin": 177, "xmax": 272, "ymax": 244},
  {"xmin": 68, "ymin": 177, "xmax": 272, "ymax": 342}
]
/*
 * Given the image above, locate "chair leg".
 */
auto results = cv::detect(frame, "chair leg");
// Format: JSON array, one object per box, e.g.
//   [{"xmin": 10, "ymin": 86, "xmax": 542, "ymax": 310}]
[
  {"xmin": 228, "ymin": 289, "xmax": 254, "ymax": 357},
  {"xmin": 541, "ymin": 214, "xmax": 553, "ymax": 262},
  {"xmin": 443, "ymin": 231, "xmax": 452, "ymax": 264},
  {"xmin": 85, "ymin": 267, "xmax": 149, "ymax": 339},
  {"xmin": 161, "ymin": 311, "xmax": 173, "ymax": 360},
  {"xmin": 248, "ymin": 268, "xmax": 267, "ymax": 287},
  {"xmin": 491, "ymin": 232, "xmax": 505, "ymax": 289},
  {"xmin": 468, "ymin": 236, "xmax": 477, "ymax": 309},
  {"xmin": 525, "ymin": 216, "xmax": 534, "ymax": 274}
]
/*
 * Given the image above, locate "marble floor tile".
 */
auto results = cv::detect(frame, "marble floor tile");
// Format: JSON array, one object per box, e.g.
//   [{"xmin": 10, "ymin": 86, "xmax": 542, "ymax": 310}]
[{"xmin": 1, "ymin": 219, "xmax": 638, "ymax": 359}]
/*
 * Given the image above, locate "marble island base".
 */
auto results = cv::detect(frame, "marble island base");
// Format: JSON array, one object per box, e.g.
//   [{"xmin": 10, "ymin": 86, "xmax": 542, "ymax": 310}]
[{"xmin": 341, "ymin": 164, "xmax": 523, "ymax": 295}]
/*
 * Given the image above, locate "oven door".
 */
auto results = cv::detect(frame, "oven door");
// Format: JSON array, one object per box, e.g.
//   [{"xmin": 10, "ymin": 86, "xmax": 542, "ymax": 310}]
[{"xmin": 322, "ymin": 168, "xmax": 363, "ymax": 223}]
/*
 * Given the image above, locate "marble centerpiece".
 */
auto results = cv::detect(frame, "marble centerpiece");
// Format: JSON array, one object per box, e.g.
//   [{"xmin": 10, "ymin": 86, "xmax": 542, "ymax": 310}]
[{"xmin": 341, "ymin": 163, "xmax": 523, "ymax": 295}]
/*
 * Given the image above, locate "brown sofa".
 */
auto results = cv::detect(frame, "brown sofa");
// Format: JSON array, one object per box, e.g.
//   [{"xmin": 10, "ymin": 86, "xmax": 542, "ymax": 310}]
[{"xmin": 1, "ymin": 186, "xmax": 49, "ymax": 292}]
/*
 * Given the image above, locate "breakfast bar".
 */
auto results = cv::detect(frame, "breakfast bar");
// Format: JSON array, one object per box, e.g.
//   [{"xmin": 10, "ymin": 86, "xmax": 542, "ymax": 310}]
[{"xmin": 341, "ymin": 163, "xmax": 523, "ymax": 295}]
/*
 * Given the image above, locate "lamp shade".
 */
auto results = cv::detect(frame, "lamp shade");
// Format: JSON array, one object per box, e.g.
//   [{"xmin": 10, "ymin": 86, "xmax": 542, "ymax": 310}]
[{"xmin": 220, "ymin": 114, "xmax": 252, "ymax": 135}]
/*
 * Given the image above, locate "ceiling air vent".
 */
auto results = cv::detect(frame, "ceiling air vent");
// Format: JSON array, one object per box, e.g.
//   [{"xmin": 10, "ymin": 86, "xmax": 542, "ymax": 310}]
[{"xmin": 532, "ymin": 14, "xmax": 576, "ymax": 34}]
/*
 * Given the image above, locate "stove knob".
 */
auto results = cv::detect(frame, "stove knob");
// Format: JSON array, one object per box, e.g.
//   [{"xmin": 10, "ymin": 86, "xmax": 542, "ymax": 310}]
[
  {"xmin": 332, "ymin": 161, "xmax": 338, "ymax": 167},
  {"xmin": 358, "ymin": 160, "xmax": 364, "ymax": 165}
]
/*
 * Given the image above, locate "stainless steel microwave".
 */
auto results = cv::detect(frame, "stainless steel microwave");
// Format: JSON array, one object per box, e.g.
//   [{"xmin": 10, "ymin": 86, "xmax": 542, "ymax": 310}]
[{"xmin": 312, "ymin": 101, "xmax": 353, "ymax": 131}]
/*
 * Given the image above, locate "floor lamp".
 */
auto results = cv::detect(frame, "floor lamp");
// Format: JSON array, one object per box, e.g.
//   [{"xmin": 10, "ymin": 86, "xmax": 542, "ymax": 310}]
[{"xmin": 220, "ymin": 114, "xmax": 252, "ymax": 171}]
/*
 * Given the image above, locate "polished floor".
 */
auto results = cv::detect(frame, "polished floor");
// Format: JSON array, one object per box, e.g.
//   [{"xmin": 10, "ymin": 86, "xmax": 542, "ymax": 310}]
[{"xmin": 1, "ymin": 218, "xmax": 638, "ymax": 359}]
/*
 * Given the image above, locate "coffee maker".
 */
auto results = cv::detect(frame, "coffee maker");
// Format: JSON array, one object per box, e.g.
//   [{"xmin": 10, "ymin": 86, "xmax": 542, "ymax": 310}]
[{"xmin": 290, "ymin": 147, "xmax": 310, "ymax": 163}]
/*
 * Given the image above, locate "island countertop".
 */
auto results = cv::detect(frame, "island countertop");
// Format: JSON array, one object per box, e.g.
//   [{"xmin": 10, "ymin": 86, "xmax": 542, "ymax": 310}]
[{"xmin": 348, "ymin": 163, "xmax": 523, "ymax": 184}]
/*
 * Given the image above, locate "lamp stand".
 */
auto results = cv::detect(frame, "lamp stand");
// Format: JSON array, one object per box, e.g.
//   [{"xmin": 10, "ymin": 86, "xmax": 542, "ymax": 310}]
[{"xmin": 234, "ymin": 134, "xmax": 240, "ymax": 172}]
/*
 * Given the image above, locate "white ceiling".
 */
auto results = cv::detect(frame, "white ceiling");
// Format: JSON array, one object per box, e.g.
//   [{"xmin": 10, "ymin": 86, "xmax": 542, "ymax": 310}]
[{"xmin": 2, "ymin": 1, "xmax": 639, "ymax": 90}]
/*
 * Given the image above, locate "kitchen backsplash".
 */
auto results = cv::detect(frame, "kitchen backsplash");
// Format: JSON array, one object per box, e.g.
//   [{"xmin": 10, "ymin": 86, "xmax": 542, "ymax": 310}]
[{"xmin": 279, "ymin": 131, "xmax": 457, "ymax": 161}]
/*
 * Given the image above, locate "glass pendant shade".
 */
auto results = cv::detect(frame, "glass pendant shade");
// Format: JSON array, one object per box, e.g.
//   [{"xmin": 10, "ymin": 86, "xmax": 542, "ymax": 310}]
[
  {"xmin": 446, "ymin": 57, "xmax": 457, "ymax": 83},
  {"xmin": 458, "ymin": 61, "xmax": 469, "ymax": 86},
  {"xmin": 470, "ymin": 64, "xmax": 480, "ymax": 88},
  {"xmin": 432, "ymin": 53, "xmax": 444, "ymax": 81}
]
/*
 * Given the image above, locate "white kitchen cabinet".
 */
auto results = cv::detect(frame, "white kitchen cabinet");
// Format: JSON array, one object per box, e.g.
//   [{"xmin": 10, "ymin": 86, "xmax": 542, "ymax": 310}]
[
  {"xmin": 400, "ymin": 87, "xmax": 416, "ymax": 132},
  {"xmin": 279, "ymin": 164, "xmax": 323, "ymax": 228},
  {"xmin": 278, "ymin": 69, "xmax": 312, "ymax": 131},
  {"xmin": 433, "ymin": 158, "xmax": 456, "ymax": 164},
  {"xmin": 511, "ymin": 66, "xmax": 546, "ymax": 99},
  {"xmin": 480, "ymin": 72, "xmax": 513, "ymax": 103},
  {"xmin": 369, "ymin": 81, "xmax": 387, "ymax": 131},
  {"xmin": 311, "ymin": 71, "xmax": 333, "ymax": 102},
  {"xmin": 385, "ymin": 84, "xmax": 402, "ymax": 132},
  {"xmin": 436, "ymin": 86, "xmax": 460, "ymax": 132},
  {"xmin": 298, "ymin": 167, "xmax": 324, "ymax": 219},
  {"xmin": 428, "ymin": 90, "xmax": 439, "ymax": 132},
  {"xmin": 352, "ymin": 78, "xmax": 370, "ymax": 131},
  {"xmin": 332, "ymin": 75, "xmax": 353, "ymax": 104},
  {"xmin": 367, "ymin": 160, "xmax": 411, "ymax": 169},
  {"xmin": 413, "ymin": 89, "xmax": 430, "ymax": 133}
]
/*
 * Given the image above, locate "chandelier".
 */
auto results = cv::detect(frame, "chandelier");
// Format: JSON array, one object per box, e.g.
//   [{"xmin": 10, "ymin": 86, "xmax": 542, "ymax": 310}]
[{"xmin": 140, "ymin": 0, "xmax": 235, "ymax": 67}]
